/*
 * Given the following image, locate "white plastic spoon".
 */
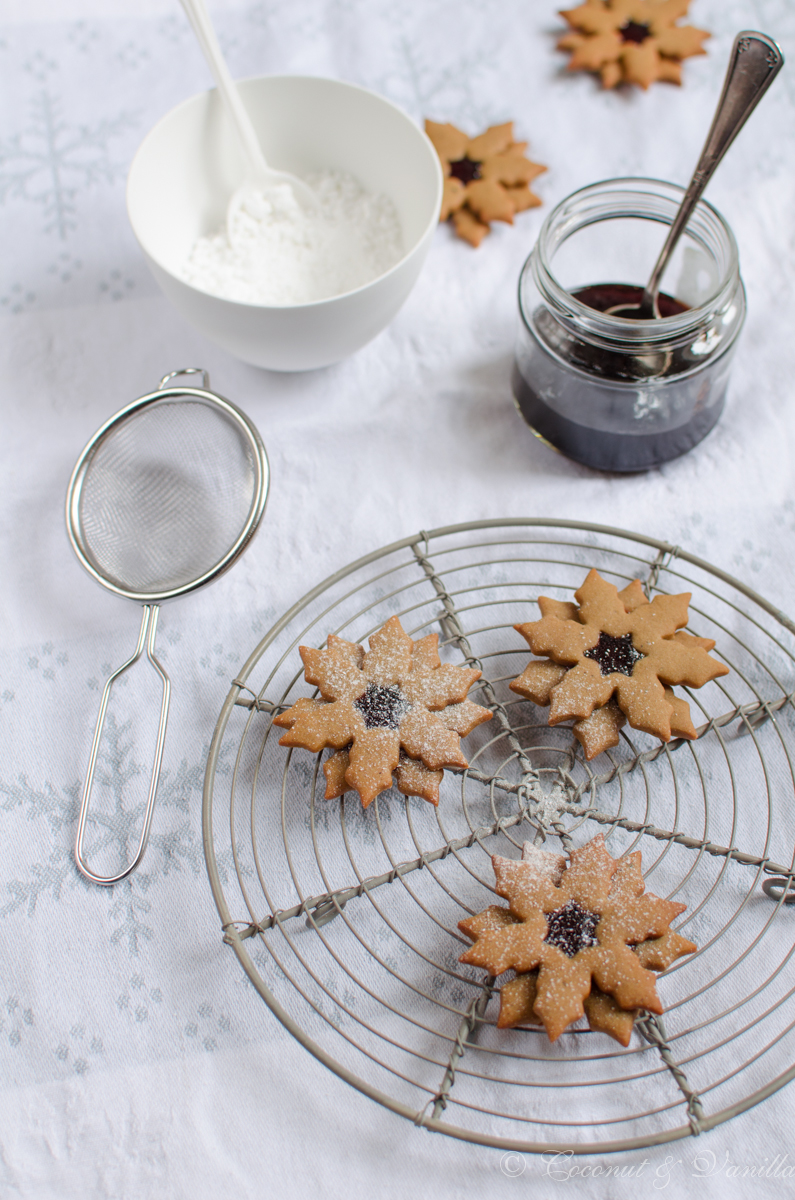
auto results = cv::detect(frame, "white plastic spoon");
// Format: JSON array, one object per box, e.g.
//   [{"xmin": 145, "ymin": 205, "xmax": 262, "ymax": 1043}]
[{"xmin": 178, "ymin": 0, "xmax": 317, "ymax": 236}]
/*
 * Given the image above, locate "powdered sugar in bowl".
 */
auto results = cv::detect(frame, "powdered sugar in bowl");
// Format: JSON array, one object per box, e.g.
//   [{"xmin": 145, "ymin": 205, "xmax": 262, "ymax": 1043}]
[
  {"xmin": 184, "ymin": 170, "xmax": 405, "ymax": 307},
  {"xmin": 127, "ymin": 76, "xmax": 443, "ymax": 371}
]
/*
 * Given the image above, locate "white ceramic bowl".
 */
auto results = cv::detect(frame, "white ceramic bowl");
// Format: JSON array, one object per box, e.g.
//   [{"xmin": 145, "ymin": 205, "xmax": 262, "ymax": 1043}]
[{"xmin": 127, "ymin": 75, "xmax": 443, "ymax": 371}]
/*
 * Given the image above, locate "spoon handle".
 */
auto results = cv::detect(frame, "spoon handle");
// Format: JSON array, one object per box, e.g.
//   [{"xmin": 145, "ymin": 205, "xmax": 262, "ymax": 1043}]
[
  {"xmin": 178, "ymin": 0, "xmax": 269, "ymax": 177},
  {"xmin": 645, "ymin": 31, "xmax": 784, "ymax": 307}
]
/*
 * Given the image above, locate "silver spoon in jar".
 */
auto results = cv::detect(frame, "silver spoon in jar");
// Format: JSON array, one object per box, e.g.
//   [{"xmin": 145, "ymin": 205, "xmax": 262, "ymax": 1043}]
[
  {"xmin": 178, "ymin": 0, "xmax": 317, "ymax": 235},
  {"xmin": 608, "ymin": 31, "xmax": 783, "ymax": 320}
]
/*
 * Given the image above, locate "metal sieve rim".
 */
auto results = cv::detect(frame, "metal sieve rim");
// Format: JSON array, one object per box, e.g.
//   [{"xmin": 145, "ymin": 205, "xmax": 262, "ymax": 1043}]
[{"xmin": 65, "ymin": 383, "xmax": 269, "ymax": 603}]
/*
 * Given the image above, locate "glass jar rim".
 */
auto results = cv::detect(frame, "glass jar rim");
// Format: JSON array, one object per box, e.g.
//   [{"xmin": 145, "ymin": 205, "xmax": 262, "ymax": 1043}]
[{"xmin": 523, "ymin": 176, "xmax": 741, "ymax": 346}]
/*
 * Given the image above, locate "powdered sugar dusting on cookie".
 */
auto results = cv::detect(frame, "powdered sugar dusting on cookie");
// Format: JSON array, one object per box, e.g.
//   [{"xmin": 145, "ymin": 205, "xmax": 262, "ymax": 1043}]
[
  {"xmin": 276, "ymin": 616, "xmax": 491, "ymax": 808},
  {"xmin": 521, "ymin": 843, "xmax": 566, "ymax": 883},
  {"xmin": 461, "ymin": 834, "xmax": 696, "ymax": 1042}
]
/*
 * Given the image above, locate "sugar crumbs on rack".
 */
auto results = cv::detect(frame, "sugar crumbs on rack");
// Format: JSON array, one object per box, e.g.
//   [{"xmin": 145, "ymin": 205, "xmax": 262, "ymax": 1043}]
[{"xmin": 182, "ymin": 170, "xmax": 405, "ymax": 306}]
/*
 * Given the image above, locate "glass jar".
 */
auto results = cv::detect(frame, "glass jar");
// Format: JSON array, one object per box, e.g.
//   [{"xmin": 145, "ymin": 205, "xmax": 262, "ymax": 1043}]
[{"xmin": 512, "ymin": 178, "xmax": 746, "ymax": 472}]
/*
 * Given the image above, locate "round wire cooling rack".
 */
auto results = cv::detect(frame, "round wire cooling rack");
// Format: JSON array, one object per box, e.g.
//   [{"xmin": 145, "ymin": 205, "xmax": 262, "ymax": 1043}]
[{"xmin": 203, "ymin": 518, "xmax": 795, "ymax": 1154}]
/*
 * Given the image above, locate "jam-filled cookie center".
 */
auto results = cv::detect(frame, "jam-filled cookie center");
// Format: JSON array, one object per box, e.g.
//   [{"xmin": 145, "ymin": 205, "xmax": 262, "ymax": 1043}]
[
  {"xmin": 584, "ymin": 630, "xmax": 645, "ymax": 677},
  {"xmin": 354, "ymin": 682, "xmax": 409, "ymax": 730},
  {"xmin": 448, "ymin": 157, "xmax": 482, "ymax": 185},
  {"xmin": 620, "ymin": 20, "xmax": 651, "ymax": 44},
  {"xmin": 543, "ymin": 899, "xmax": 600, "ymax": 957}
]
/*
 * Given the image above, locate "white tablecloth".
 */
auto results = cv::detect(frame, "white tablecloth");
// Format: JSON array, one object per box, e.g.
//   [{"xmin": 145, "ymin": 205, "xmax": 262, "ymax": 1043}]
[{"xmin": 2, "ymin": 0, "xmax": 795, "ymax": 1194}]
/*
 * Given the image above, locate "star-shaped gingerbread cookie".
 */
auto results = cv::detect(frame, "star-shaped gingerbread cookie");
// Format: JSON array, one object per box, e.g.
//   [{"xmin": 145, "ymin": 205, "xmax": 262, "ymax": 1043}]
[
  {"xmin": 558, "ymin": 0, "xmax": 710, "ymax": 89},
  {"xmin": 459, "ymin": 836, "xmax": 696, "ymax": 1043},
  {"xmin": 274, "ymin": 616, "xmax": 492, "ymax": 807},
  {"xmin": 424, "ymin": 120, "xmax": 546, "ymax": 247},
  {"xmin": 510, "ymin": 569, "xmax": 728, "ymax": 758}
]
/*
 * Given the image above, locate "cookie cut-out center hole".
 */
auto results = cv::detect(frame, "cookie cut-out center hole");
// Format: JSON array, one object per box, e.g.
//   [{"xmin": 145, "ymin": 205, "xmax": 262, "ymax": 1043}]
[
  {"xmin": 544, "ymin": 899, "xmax": 600, "ymax": 957},
  {"xmin": 620, "ymin": 20, "xmax": 651, "ymax": 44},
  {"xmin": 584, "ymin": 631, "xmax": 645, "ymax": 677},
  {"xmin": 354, "ymin": 682, "xmax": 408, "ymax": 730},
  {"xmin": 448, "ymin": 157, "xmax": 482, "ymax": 185}
]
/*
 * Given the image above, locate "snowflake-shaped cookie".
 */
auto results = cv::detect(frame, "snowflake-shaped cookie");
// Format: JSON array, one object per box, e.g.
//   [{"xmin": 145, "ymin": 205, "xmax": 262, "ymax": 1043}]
[
  {"xmin": 274, "ymin": 616, "xmax": 492, "ymax": 807},
  {"xmin": 558, "ymin": 0, "xmax": 710, "ymax": 89},
  {"xmin": 510, "ymin": 569, "xmax": 728, "ymax": 757},
  {"xmin": 424, "ymin": 120, "xmax": 546, "ymax": 247},
  {"xmin": 459, "ymin": 835, "xmax": 696, "ymax": 1042}
]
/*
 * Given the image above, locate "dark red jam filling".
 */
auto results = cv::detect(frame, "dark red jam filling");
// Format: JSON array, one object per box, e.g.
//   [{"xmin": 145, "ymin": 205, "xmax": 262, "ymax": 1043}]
[
  {"xmin": 448, "ymin": 157, "xmax": 482, "ymax": 185},
  {"xmin": 354, "ymin": 682, "xmax": 407, "ymax": 730},
  {"xmin": 584, "ymin": 631, "xmax": 644, "ymax": 677},
  {"xmin": 573, "ymin": 283, "xmax": 690, "ymax": 319},
  {"xmin": 620, "ymin": 20, "xmax": 651, "ymax": 44},
  {"xmin": 543, "ymin": 899, "xmax": 600, "ymax": 957}
]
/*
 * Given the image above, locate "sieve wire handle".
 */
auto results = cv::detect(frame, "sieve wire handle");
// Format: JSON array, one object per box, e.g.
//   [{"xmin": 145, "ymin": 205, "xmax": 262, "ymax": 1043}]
[
  {"xmin": 74, "ymin": 604, "xmax": 171, "ymax": 886},
  {"xmin": 159, "ymin": 367, "xmax": 210, "ymax": 391}
]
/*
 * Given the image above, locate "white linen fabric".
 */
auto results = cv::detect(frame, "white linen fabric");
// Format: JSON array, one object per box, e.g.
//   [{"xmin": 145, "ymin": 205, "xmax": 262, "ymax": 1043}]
[{"xmin": 1, "ymin": 0, "xmax": 795, "ymax": 1195}]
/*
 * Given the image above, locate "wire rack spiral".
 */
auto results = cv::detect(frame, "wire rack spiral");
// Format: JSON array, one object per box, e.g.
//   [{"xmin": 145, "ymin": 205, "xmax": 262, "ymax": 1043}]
[{"xmin": 203, "ymin": 519, "xmax": 795, "ymax": 1154}]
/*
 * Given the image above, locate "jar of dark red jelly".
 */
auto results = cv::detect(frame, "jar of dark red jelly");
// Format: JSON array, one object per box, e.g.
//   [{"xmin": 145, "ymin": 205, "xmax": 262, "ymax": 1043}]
[{"xmin": 512, "ymin": 178, "xmax": 746, "ymax": 471}]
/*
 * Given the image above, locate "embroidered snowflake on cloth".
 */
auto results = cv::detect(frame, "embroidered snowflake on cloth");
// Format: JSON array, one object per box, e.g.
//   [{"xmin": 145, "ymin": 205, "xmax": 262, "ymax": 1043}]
[
  {"xmin": 557, "ymin": 0, "xmax": 710, "ymax": 89},
  {"xmin": 510, "ymin": 568, "xmax": 728, "ymax": 757},
  {"xmin": 459, "ymin": 835, "xmax": 696, "ymax": 1042},
  {"xmin": 274, "ymin": 616, "xmax": 492, "ymax": 807}
]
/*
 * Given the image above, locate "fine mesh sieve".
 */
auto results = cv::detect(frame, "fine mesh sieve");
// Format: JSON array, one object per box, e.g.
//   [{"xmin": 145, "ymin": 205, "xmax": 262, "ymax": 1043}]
[{"xmin": 66, "ymin": 368, "xmax": 269, "ymax": 885}]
